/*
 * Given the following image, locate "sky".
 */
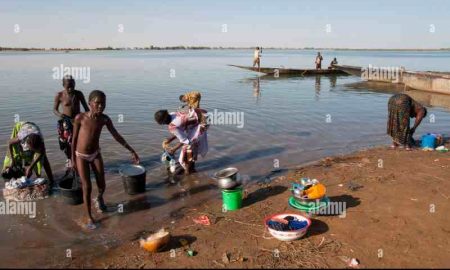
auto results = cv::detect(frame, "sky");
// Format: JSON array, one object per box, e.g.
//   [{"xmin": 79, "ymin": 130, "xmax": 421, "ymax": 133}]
[{"xmin": 1, "ymin": 0, "xmax": 449, "ymax": 49}]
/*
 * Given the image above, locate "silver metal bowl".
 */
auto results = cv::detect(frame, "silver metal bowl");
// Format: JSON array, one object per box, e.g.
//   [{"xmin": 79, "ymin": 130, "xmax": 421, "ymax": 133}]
[
  {"xmin": 217, "ymin": 177, "xmax": 239, "ymax": 189},
  {"xmin": 291, "ymin": 190, "xmax": 323, "ymax": 204},
  {"xmin": 214, "ymin": 167, "xmax": 241, "ymax": 189},
  {"xmin": 214, "ymin": 167, "xmax": 239, "ymax": 180}
]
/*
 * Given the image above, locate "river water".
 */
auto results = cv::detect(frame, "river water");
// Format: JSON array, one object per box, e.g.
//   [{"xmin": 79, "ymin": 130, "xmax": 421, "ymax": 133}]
[{"xmin": 1, "ymin": 49, "xmax": 450, "ymax": 267}]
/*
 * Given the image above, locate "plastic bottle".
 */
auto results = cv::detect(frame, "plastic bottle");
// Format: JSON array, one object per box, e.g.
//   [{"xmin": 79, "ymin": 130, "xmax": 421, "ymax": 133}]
[{"xmin": 169, "ymin": 159, "xmax": 177, "ymax": 173}]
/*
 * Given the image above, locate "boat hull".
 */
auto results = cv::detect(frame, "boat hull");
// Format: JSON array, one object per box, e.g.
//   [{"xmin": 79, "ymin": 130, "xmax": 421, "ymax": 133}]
[
  {"xmin": 229, "ymin": 65, "xmax": 347, "ymax": 76},
  {"xmin": 403, "ymin": 71, "xmax": 450, "ymax": 95},
  {"xmin": 333, "ymin": 65, "xmax": 363, "ymax": 77}
]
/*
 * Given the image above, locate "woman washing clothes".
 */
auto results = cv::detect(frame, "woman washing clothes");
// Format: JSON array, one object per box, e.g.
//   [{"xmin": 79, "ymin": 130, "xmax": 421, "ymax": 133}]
[
  {"xmin": 2, "ymin": 122, "xmax": 54, "ymax": 187},
  {"xmin": 387, "ymin": 93, "xmax": 427, "ymax": 150},
  {"xmin": 154, "ymin": 107, "xmax": 208, "ymax": 175}
]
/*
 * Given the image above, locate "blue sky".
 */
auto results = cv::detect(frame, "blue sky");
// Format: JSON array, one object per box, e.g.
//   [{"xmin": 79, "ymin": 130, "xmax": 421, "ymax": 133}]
[{"xmin": 1, "ymin": 0, "xmax": 449, "ymax": 49}]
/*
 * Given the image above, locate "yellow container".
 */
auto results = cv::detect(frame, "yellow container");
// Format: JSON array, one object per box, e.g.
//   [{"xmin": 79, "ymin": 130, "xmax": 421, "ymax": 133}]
[{"xmin": 305, "ymin": 183, "xmax": 326, "ymax": 199}]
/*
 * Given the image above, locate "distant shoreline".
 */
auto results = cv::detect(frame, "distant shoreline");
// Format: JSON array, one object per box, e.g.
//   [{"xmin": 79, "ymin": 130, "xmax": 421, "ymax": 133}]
[{"xmin": 1, "ymin": 46, "xmax": 450, "ymax": 52}]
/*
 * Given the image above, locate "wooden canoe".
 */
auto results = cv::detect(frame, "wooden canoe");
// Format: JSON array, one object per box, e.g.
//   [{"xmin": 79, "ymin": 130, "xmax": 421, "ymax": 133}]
[
  {"xmin": 229, "ymin": 65, "xmax": 347, "ymax": 76},
  {"xmin": 335, "ymin": 64, "xmax": 450, "ymax": 94},
  {"xmin": 403, "ymin": 71, "xmax": 450, "ymax": 95},
  {"xmin": 333, "ymin": 65, "xmax": 363, "ymax": 76}
]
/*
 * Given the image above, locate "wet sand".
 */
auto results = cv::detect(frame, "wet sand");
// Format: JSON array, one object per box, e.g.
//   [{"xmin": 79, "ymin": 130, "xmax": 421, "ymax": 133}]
[{"xmin": 29, "ymin": 144, "xmax": 450, "ymax": 269}]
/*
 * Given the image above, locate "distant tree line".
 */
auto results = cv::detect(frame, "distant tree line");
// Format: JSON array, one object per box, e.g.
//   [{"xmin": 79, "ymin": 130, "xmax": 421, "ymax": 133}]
[{"xmin": 1, "ymin": 46, "xmax": 450, "ymax": 52}]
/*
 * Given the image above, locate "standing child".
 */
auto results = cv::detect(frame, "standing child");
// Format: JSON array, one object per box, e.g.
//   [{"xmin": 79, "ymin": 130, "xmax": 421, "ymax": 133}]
[
  {"xmin": 53, "ymin": 75, "xmax": 89, "ymax": 174},
  {"xmin": 72, "ymin": 90, "xmax": 140, "ymax": 229}
]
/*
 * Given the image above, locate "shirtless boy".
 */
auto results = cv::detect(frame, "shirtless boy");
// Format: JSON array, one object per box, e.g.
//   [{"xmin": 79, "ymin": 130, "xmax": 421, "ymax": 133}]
[
  {"xmin": 72, "ymin": 90, "xmax": 140, "ymax": 229},
  {"xmin": 53, "ymin": 75, "xmax": 89, "ymax": 170}
]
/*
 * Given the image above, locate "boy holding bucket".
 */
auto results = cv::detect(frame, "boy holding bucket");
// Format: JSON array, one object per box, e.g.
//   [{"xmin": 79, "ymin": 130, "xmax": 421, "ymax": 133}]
[{"xmin": 72, "ymin": 90, "xmax": 140, "ymax": 230}]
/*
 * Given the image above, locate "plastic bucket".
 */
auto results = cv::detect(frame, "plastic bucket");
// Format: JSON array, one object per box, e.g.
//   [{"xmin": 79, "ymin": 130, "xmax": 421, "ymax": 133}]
[
  {"xmin": 120, "ymin": 165, "xmax": 146, "ymax": 195},
  {"xmin": 222, "ymin": 186, "xmax": 243, "ymax": 211},
  {"xmin": 58, "ymin": 176, "xmax": 83, "ymax": 205},
  {"xmin": 421, "ymin": 134, "xmax": 437, "ymax": 149}
]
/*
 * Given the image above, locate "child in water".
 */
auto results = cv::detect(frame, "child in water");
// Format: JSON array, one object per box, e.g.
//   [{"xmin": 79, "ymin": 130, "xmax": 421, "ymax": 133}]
[{"xmin": 72, "ymin": 90, "xmax": 140, "ymax": 230}]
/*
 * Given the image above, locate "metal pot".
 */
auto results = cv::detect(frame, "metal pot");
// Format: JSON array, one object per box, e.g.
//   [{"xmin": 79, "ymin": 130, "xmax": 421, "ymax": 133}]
[
  {"xmin": 213, "ymin": 167, "xmax": 241, "ymax": 189},
  {"xmin": 120, "ymin": 165, "xmax": 146, "ymax": 195}
]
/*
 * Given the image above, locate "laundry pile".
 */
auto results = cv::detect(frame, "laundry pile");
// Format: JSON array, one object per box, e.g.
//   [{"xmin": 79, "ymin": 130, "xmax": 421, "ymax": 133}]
[
  {"xmin": 5, "ymin": 176, "xmax": 46, "ymax": 189},
  {"xmin": 3, "ymin": 177, "xmax": 48, "ymax": 201}
]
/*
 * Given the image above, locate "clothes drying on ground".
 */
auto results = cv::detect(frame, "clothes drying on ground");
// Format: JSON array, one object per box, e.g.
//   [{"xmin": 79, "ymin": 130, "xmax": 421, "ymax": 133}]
[{"xmin": 4, "ymin": 176, "xmax": 47, "ymax": 189}]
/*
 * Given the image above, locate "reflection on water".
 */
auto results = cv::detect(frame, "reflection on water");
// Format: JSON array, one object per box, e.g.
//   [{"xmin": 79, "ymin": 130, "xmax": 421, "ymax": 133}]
[
  {"xmin": 252, "ymin": 77, "xmax": 261, "ymax": 102},
  {"xmin": 1, "ymin": 50, "xmax": 450, "ymax": 267},
  {"xmin": 329, "ymin": 75, "xmax": 337, "ymax": 88},
  {"xmin": 315, "ymin": 76, "xmax": 321, "ymax": 100}
]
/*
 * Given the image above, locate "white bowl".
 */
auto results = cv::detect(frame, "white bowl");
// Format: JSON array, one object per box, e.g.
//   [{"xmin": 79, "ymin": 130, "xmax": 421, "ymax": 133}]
[{"xmin": 264, "ymin": 213, "xmax": 311, "ymax": 241}]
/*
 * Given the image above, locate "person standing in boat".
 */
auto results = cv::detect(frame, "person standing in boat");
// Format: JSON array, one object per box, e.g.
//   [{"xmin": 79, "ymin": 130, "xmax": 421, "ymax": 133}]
[
  {"xmin": 328, "ymin": 58, "xmax": 338, "ymax": 69},
  {"xmin": 253, "ymin": 47, "xmax": 261, "ymax": 70},
  {"xmin": 387, "ymin": 93, "xmax": 427, "ymax": 151},
  {"xmin": 53, "ymin": 75, "xmax": 89, "ymax": 174},
  {"xmin": 315, "ymin": 52, "xmax": 323, "ymax": 70}
]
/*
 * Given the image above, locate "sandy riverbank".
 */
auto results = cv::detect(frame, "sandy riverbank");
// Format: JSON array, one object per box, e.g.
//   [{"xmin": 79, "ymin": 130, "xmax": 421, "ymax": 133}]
[{"xmin": 43, "ymin": 144, "xmax": 450, "ymax": 268}]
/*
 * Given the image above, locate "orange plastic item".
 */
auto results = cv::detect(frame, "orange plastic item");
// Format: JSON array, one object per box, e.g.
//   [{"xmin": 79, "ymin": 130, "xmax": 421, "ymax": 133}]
[
  {"xmin": 305, "ymin": 183, "xmax": 326, "ymax": 199},
  {"xmin": 140, "ymin": 229, "xmax": 171, "ymax": 252}
]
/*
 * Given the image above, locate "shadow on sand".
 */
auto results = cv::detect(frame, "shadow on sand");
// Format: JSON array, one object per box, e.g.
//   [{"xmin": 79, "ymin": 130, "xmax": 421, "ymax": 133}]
[
  {"xmin": 199, "ymin": 146, "xmax": 285, "ymax": 172},
  {"xmin": 242, "ymin": 185, "xmax": 288, "ymax": 208}
]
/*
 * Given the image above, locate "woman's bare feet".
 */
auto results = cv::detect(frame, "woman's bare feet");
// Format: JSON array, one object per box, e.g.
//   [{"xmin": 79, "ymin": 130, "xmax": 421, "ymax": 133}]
[
  {"xmin": 390, "ymin": 142, "xmax": 399, "ymax": 150},
  {"xmin": 190, "ymin": 163, "xmax": 197, "ymax": 174}
]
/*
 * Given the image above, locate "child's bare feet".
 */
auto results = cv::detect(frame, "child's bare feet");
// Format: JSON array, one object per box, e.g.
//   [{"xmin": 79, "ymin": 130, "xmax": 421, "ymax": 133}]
[
  {"xmin": 94, "ymin": 197, "xmax": 108, "ymax": 213},
  {"xmin": 78, "ymin": 217, "xmax": 98, "ymax": 231},
  {"xmin": 84, "ymin": 220, "xmax": 99, "ymax": 230}
]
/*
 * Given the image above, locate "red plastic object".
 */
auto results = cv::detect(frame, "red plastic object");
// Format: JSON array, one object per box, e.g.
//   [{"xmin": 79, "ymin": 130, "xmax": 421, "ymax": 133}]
[{"xmin": 193, "ymin": 215, "xmax": 211, "ymax": 226}]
